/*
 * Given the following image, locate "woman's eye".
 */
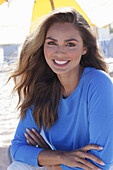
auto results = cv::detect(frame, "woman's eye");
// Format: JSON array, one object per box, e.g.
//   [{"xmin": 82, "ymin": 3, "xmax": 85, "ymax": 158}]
[
  {"xmin": 66, "ymin": 43, "xmax": 75, "ymax": 47},
  {"xmin": 47, "ymin": 41, "xmax": 56, "ymax": 45}
]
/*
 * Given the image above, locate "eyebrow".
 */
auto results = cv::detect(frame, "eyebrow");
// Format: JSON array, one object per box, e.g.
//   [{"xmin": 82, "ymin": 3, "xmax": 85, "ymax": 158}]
[
  {"xmin": 64, "ymin": 38, "xmax": 79, "ymax": 42},
  {"xmin": 46, "ymin": 37, "xmax": 57, "ymax": 41},
  {"xmin": 45, "ymin": 37, "xmax": 79, "ymax": 42}
]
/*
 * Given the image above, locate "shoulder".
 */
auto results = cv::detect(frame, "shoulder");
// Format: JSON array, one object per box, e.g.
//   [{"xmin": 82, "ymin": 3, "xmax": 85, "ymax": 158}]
[
  {"xmin": 86, "ymin": 69, "xmax": 113, "ymax": 119},
  {"xmin": 82, "ymin": 67, "xmax": 113, "ymax": 101},
  {"xmin": 83, "ymin": 67, "xmax": 113, "ymax": 88}
]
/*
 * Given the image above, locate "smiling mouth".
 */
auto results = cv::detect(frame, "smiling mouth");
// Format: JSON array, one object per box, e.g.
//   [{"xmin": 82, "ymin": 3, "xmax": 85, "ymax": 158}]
[{"xmin": 53, "ymin": 59, "xmax": 69, "ymax": 65}]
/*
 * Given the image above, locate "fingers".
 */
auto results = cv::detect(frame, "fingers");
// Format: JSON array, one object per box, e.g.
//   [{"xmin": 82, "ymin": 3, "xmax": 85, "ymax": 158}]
[
  {"xmin": 75, "ymin": 156, "xmax": 102, "ymax": 169},
  {"xmin": 24, "ymin": 128, "xmax": 51, "ymax": 149},
  {"xmin": 24, "ymin": 128, "xmax": 42, "ymax": 147},
  {"xmin": 26, "ymin": 128, "xmax": 39, "ymax": 144},
  {"xmin": 24, "ymin": 132, "xmax": 37, "ymax": 146},
  {"xmin": 26, "ymin": 139, "xmax": 33, "ymax": 146},
  {"xmin": 32, "ymin": 129, "xmax": 51, "ymax": 149},
  {"xmin": 31, "ymin": 128, "xmax": 51, "ymax": 149},
  {"xmin": 71, "ymin": 161, "xmax": 92, "ymax": 170},
  {"xmin": 77, "ymin": 144, "xmax": 105, "ymax": 166},
  {"xmin": 81, "ymin": 152, "xmax": 105, "ymax": 166},
  {"xmin": 80, "ymin": 144, "xmax": 103, "ymax": 151},
  {"xmin": 32, "ymin": 128, "xmax": 47, "ymax": 146},
  {"xmin": 62, "ymin": 146, "xmax": 105, "ymax": 169}
]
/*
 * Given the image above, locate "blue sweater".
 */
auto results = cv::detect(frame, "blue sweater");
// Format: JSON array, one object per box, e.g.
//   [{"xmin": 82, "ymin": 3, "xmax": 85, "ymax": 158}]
[{"xmin": 11, "ymin": 67, "xmax": 113, "ymax": 169}]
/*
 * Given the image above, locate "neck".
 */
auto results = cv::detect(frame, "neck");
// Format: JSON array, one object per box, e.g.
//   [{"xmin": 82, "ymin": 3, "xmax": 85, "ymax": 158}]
[{"xmin": 58, "ymin": 66, "xmax": 83, "ymax": 98}]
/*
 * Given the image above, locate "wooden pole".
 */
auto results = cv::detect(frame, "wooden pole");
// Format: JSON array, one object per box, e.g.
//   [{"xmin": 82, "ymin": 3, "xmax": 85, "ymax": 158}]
[
  {"xmin": 6, "ymin": 0, "xmax": 10, "ymax": 7},
  {"xmin": 49, "ymin": 0, "xmax": 55, "ymax": 10}
]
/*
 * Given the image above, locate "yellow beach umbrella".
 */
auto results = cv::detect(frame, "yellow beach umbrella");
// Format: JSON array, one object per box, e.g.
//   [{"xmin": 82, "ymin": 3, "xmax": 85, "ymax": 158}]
[
  {"xmin": 31, "ymin": 0, "xmax": 113, "ymax": 32},
  {"xmin": 30, "ymin": 0, "xmax": 91, "ymax": 32},
  {"xmin": 0, "ymin": 0, "xmax": 7, "ymax": 5}
]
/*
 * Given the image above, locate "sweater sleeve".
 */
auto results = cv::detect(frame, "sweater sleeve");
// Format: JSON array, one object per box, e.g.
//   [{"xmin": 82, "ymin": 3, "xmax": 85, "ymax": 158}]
[
  {"xmin": 11, "ymin": 107, "xmax": 44, "ymax": 166},
  {"xmin": 88, "ymin": 72, "xmax": 113, "ymax": 169},
  {"xmin": 61, "ymin": 72, "xmax": 113, "ymax": 170}
]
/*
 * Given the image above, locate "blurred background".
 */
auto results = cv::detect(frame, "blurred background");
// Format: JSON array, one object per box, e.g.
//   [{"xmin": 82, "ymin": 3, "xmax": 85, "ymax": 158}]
[
  {"xmin": 0, "ymin": 0, "xmax": 113, "ymax": 69},
  {"xmin": 0, "ymin": 0, "xmax": 113, "ymax": 169}
]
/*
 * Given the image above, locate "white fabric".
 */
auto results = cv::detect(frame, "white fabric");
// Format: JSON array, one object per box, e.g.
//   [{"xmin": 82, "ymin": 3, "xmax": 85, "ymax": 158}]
[{"xmin": 7, "ymin": 161, "xmax": 47, "ymax": 170}]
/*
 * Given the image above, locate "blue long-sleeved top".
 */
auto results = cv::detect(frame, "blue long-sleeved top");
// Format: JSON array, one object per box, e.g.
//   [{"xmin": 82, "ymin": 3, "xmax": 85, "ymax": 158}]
[{"xmin": 11, "ymin": 67, "xmax": 113, "ymax": 169}]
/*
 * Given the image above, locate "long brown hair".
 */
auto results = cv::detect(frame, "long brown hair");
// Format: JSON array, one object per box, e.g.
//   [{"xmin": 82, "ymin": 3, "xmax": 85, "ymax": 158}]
[{"xmin": 9, "ymin": 7, "xmax": 108, "ymax": 130}]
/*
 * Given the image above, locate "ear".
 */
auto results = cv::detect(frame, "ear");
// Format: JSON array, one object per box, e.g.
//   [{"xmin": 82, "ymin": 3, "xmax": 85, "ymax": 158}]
[{"xmin": 82, "ymin": 47, "xmax": 88, "ymax": 55}]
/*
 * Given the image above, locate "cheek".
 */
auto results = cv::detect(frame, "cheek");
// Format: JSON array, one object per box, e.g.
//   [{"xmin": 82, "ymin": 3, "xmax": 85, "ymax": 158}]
[
  {"xmin": 68, "ymin": 50, "xmax": 80, "ymax": 59},
  {"xmin": 44, "ymin": 47, "xmax": 51, "ymax": 59},
  {"xmin": 69, "ymin": 48, "xmax": 83, "ymax": 59}
]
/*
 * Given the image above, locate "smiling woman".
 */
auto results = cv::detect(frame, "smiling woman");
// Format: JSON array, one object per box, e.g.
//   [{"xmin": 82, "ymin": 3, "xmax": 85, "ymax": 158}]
[{"xmin": 7, "ymin": 7, "xmax": 113, "ymax": 170}]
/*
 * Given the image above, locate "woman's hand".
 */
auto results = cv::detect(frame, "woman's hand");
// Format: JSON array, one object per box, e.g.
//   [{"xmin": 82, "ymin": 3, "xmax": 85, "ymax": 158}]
[
  {"xmin": 60, "ymin": 144, "xmax": 105, "ymax": 170},
  {"xmin": 24, "ymin": 128, "xmax": 51, "ymax": 150},
  {"xmin": 24, "ymin": 129, "xmax": 62, "ymax": 170}
]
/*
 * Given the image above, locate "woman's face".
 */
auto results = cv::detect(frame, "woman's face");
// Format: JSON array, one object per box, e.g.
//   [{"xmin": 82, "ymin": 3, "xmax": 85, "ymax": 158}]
[{"xmin": 44, "ymin": 22, "xmax": 87, "ymax": 77}]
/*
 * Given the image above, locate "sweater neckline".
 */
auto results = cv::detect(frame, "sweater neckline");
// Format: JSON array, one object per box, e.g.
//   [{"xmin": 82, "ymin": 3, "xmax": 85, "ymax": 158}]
[{"xmin": 61, "ymin": 67, "xmax": 88, "ymax": 102}]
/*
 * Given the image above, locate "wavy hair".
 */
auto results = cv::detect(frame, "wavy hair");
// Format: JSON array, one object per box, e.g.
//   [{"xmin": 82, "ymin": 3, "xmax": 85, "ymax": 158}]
[{"xmin": 9, "ymin": 7, "xmax": 108, "ymax": 130}]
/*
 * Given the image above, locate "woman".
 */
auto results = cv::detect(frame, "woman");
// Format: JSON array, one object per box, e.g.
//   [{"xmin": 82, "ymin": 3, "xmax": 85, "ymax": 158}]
[{"xmin": 8, "ymin": 7, "xmax": 113, "ymax": 170}]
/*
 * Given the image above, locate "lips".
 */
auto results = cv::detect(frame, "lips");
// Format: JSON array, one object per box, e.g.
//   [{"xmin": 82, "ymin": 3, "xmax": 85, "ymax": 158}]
[{"xmin": 53, "ymin": 59, "xmax": 69, "ymax": 65}]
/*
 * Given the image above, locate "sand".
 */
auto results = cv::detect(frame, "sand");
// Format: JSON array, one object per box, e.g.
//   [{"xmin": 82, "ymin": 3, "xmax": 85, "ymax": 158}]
[{"xmin": 0, "ymin": 66, "xmax": 19, "ymax": 170}]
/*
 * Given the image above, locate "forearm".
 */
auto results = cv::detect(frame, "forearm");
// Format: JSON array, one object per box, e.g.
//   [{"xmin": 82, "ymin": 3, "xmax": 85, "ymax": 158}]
[
  {"xmin": 38, "ymin": 150, "xmax": 62, "ymax": 166},
  {"xmin": 38, "ymin": 145, "xmax": 106, "ymax": 169}
]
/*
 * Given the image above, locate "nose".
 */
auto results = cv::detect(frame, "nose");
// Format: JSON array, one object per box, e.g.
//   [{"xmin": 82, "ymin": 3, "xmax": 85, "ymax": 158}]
[{"xmin": 56, "ymin": 45, "xmax": 65, "ymax": 55}]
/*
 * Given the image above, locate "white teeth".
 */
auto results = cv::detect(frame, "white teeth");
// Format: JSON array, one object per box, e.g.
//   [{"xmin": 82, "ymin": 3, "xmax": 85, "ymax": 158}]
[{"xmin": 54, "ymin": 60, "xmax": 68, "ymax": 65}]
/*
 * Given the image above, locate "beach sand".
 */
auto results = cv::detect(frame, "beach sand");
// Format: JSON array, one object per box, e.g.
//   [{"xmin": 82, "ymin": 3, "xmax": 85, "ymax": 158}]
[
  {"xmin": 0, "ymin": 60, "xmax": 113, "ymax": 170},
  {"xmin": 0, "ymin": 68, "xmax": 19, "ymax": 170}
]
